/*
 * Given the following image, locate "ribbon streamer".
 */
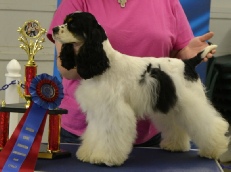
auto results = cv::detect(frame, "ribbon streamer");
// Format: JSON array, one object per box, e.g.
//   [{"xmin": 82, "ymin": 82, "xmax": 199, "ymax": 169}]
[{"xmin": 0, "ymin": 73, "xmax": 63, "ymax": 172}]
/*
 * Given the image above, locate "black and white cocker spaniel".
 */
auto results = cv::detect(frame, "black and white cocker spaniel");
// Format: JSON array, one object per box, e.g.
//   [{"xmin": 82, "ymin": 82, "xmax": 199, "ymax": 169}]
[{"xmin": 52, "ymin": 12, "xmax": 229, "ymax": 166}]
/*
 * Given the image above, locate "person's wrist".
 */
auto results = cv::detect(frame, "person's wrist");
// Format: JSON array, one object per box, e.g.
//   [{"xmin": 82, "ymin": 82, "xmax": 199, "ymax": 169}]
[{"xmin": 175, "ymin": 46, "xmax": 193, "ymax": 60}]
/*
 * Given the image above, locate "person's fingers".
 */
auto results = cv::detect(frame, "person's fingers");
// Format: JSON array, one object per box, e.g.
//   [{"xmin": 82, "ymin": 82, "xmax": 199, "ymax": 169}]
[
  {"xmin": 199, "ymin": 32, "xmax": 214, "ymax": 42},
  {"xmin": 211, "ymin": 49, "xmax": 216, "ymax": 54},
  {"xmin": 204, "ymin": 52, "xmax": 215, "ymax": 60},
  {"xmin": 206, "ymin": 53, "xmax": 213, "ymax": 58},
  {"xmin": 203, "ymin": 57, "xmax": 208, "ymax": 62}
]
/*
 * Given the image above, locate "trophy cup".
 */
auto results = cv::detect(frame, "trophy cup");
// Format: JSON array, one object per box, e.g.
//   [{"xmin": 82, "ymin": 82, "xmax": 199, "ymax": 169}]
[
  {"xmin": 16, "ymin": 20, "xmax": 70, "ymax": 159},
  {"xmin": 17, "ymin": 20, "xmax": 46, "ymax": 108},
  {"xmin": 0, "ymin": 21, "xmax": 70, "ymax": 170},
  {"xmin": 0, "ymin": 21, "xmax": 44, "ymax": 151}
]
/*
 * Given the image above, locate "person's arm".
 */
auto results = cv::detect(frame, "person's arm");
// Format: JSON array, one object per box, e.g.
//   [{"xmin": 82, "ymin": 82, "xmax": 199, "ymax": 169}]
[
  {"xmin": 169, "ymin": 0, "xmax": 216, "ymax": 61},
  {"xmin": 174, "ymin": 32, "xmax": 216, "ymax": 61},
  {"xmin": 55, "ymin": 41, "xmax": 81, "ymax": 80}
]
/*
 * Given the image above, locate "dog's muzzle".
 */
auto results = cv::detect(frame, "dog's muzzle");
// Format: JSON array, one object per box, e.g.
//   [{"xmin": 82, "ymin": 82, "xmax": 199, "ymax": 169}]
[{"xmin": 52, "ymin": 26, "xmax": 60, "ymax": 35}]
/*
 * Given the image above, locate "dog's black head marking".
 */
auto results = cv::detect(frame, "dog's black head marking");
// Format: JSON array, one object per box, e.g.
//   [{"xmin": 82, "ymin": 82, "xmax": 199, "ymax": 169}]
[{"xmin": 53, "ymin": 12, "xmax": 110, "ymax": 79}]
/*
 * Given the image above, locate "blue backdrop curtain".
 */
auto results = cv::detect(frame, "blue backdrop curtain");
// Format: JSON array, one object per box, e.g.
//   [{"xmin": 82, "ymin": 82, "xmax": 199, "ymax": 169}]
[
  {"xmin": 53, "ymin": 0, "xmax": 62, "ymax": 81},
  {"xmin": 53, "ymin": 0, "xmax": 211, "ymax": 83},
  {"xmin": 180, "ymin": 0, "xmax": 211, "ymax": 83}
]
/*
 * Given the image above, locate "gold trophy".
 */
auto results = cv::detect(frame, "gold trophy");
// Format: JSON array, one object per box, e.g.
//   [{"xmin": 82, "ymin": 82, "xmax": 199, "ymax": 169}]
[
  {"xmin": 16, "ymin": 20, "xmax": 70, "ymax": 159},
  {"xmin": 0, "ymin": 20, "xmax": 70, "ymax": 159},
  {"xmin": 17, "ymin": 20, "xmax": 46, "ymax": 108}
]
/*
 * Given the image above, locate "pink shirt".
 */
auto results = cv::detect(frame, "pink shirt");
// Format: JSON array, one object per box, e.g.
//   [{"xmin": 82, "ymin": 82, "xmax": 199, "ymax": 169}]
[{"xmin": 47, "ymin": 0, "xmax": 193, "ymax": 144}]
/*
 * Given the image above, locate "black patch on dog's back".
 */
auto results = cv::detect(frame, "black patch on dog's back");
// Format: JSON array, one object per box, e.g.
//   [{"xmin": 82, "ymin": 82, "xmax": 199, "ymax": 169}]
[{"xmin": 140, "ymin": 64, "xmax": 177, "ymax": 114}]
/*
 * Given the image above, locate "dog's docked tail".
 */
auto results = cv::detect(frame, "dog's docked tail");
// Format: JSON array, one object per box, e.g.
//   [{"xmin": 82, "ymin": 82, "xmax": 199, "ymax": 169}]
[
  {"xmin": 183, "ymin": 44, "xmax": 217, "ymax": 81},
  {"xmin": 185, "ymin": 45, "xmax": 217, "ymax": 68}
]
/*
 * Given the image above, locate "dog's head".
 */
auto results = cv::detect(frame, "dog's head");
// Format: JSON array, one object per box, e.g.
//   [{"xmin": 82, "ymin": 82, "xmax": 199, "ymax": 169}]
[{"xmin": 52, "ymin": 12, "xmax": 110, "ymax": 79}]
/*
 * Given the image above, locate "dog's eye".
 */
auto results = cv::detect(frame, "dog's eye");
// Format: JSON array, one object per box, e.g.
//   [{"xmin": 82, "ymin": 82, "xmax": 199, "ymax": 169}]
[{"xmin": 69, "ymin": 23, "xmax": 75, "ymax": 28}]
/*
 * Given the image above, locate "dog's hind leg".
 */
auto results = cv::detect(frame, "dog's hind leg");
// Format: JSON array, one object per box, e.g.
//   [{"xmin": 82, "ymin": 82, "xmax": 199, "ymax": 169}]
[
  {"xmin": 76, "ymin": 101, "xmax": 137, "ymax": 166},
  {"xmin": 150, "ymin": 111, "xmax": 191, "ymax": 152},
  {"xmin": 175, "ymin": 93, "xmax": 229, "ymax": 159}
]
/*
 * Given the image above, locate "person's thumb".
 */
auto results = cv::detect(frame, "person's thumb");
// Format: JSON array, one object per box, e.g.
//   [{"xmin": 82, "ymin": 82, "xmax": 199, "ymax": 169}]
[{"xmin": 199, "ymin": 32, "xmax": 214, "ymax": 42}]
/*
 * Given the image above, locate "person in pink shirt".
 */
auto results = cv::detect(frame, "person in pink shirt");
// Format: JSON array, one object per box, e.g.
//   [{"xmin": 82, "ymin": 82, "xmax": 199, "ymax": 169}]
[{"xmin": 47, "ymin": 0, "xmax": 215, "ymax": 146}]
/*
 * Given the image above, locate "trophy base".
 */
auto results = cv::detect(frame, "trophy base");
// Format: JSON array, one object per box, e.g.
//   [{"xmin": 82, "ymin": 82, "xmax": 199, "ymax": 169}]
[{"xmin": 38, "ymin": 143, "xmax": 71, "ymax": 159}]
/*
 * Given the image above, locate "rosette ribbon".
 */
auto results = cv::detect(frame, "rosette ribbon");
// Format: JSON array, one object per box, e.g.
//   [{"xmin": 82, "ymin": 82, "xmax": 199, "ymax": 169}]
[{"xmin": 0, "ymin": 73, "xmax": 63, "ymax": 172}]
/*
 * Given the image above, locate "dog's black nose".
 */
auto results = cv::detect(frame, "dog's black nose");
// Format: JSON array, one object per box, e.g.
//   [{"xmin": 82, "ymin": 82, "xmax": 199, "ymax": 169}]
[{"xmin": 52, "ymin": 27, "xmax": 60, "ymax": 34}]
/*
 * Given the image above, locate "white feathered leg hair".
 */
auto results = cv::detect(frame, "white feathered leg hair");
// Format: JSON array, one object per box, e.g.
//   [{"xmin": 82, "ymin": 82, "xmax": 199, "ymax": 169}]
[
  {"xmin": 76, "ymin": 87, "xmax": 137, "ymax": 166},
  {"xmin": 150, "ymin": 79, "xmax": 229, "ymax": 159}
]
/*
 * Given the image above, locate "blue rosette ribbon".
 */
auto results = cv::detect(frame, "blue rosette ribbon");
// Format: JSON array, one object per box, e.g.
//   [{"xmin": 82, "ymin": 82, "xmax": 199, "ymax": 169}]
[
  {"xmin": 1, "ymin": 73, "xmax": 64, "ymax": 171},
  {"xmin": 29, "ymin": 73, "xmax": 64, "ymax": 110}
]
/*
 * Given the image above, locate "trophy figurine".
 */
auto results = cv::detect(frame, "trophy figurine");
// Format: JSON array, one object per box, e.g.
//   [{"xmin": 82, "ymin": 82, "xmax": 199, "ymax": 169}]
[{"xmin": 17, "ymin": 20, "xmax": 46, "ymax": 108}]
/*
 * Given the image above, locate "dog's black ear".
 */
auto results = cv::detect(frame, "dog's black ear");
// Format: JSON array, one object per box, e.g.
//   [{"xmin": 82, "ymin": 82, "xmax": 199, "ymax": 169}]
[
  {"xmin": 59, "ymin": 43, "xmax": 76, "ymax": 70},
  {"xmin": 76, "ymin": 23, "xmax": 110, "ymax": 79}
]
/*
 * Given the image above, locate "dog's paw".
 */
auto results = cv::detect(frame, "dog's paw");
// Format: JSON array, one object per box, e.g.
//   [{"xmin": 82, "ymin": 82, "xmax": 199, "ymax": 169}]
[
  {"xmin": 76, "ymin": 145, "xmax": 91, "ymax": 163},
  {"xmin": 77, "ymin": 146, "xmax": 125, "ymax": 166},
  {"xmin": 89, "ymin": 153, "xmax": 125, "ymax": 167},
  {"xmin": 198, "ymin": 150, "xmax": 220, "ymax": 160},
  {"xmin": 160, "ymin": 139, "xmax": 190, "ymax": 152},
  {"xmin": 199, "ymin": 146, "xmax": 228, "ymax": 160}
]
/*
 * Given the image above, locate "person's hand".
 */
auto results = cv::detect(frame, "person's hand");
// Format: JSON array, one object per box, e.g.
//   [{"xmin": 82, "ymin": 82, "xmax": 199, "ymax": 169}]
[
  {"xmin": 177, "ymin": 32, "xmax": 216, "ymax": 61},
  {"xmin": 188, "ymin": 32, "xmax": 216, "ymax": 61}
]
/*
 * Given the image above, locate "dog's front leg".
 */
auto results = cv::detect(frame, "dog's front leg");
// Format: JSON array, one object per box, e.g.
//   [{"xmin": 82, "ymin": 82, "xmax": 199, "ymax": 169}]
[{"xmin": 76, "ymin": 102, "xmax": 137, "ymax": 166}]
